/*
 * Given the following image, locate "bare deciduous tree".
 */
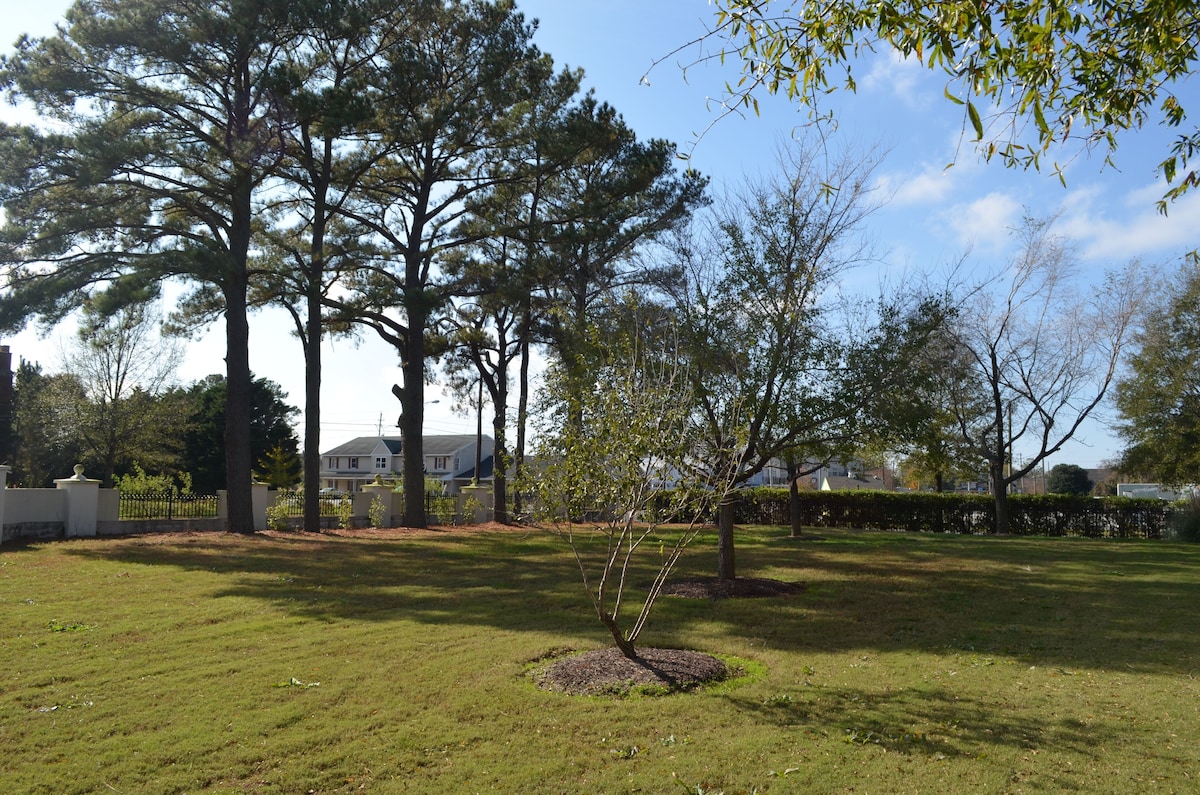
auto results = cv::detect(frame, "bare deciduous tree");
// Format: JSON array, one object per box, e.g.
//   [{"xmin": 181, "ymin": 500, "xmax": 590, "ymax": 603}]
[
  {"xmin": 946, "ymin": 216, "xmax": 1141, "ymax": 533},
  {"xmin": 64, "ymin": 302, "xmax": 184, "ymax": 486}
]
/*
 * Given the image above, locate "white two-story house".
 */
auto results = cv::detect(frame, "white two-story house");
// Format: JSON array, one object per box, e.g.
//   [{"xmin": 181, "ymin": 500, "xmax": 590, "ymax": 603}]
[{"xmin": 320, "ymin": 435, "xmax": 494, "ymax": 494}]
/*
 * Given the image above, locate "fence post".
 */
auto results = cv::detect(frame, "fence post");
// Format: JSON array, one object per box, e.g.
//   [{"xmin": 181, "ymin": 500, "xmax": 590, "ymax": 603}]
[
  {"xmin": 362, "ymin": 478, "xmax": 395, "ymax": 528},
  {"xmin": 0, "ymin": 465, "xmax": 9, "ymax": 544},
  {"xmin": 251, "ymin": 482, "xmax": 270, "ymax": 532},
  {"xmin": 55, "ymin": 464, "xmax": 101, "ymax": 538},
  {"xmin": 459, "ymin": 482, "xmax": 492, "ymax": 524}
]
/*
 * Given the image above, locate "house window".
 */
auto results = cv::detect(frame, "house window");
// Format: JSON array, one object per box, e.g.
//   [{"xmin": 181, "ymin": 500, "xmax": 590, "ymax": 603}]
[
  {"xmin": 433, "ymin": 456, "xmax": 449, "ymax": 471},
  {"xmin": 375, "ymin": 457, "xmax": 387, "ymax": 469},
  {"xmin": 348, "ymin": 457, "xmax": 359, "ymax": 469}
]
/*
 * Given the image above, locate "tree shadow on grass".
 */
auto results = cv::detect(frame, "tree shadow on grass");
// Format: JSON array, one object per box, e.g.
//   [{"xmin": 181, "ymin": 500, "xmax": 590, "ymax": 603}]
[
  {"xmin": 64, "ymin": 529, "xmax": 596, "ymax": 638},
  {"xmin": 659, "ymin": 528, "xmax": 1200, "ymax": 676},
  {"xmin": 61, "ymin": 526, "xmax": 1200, "ymax": 677},
  {"xmin": 727, "ymin": 682, "xmax": 1130, "ymax": 763}
]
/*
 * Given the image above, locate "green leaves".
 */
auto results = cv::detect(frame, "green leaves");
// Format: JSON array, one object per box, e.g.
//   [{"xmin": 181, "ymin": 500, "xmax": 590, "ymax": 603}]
[
  {"xmin": 966, "ymin": 100, "xmax": 983, "ymax": 140},
  {"xmin": 1115, "ymin": 261, "xmax": 1200, "ymax": 484},
  {"xmin": 710, "ymin": 0, "xmax": 1200, "ymax": 204}
]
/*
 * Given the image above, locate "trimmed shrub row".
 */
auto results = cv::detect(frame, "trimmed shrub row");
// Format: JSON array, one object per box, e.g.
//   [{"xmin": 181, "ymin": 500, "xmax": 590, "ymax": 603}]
[{"xmin": 733, "ymin": 488, "xmax": 1179, "ymax": 539}]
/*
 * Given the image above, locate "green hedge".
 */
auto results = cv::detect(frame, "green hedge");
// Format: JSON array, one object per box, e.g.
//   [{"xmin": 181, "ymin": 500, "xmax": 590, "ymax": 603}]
[{"xmin": 732, "ymin": 488, "xmax": 1177, "ymax": 538}]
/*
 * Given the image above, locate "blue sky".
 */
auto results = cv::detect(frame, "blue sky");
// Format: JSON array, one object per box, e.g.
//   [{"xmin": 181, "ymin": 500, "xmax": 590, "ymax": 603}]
[{"xmin": 3, "ymin": 0, "xmax": 1197, "ymax": 468}]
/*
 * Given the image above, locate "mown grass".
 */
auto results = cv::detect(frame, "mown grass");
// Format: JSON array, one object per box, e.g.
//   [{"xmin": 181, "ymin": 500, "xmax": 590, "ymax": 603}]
[{"xmin": 2, "ymin": 525, "xmax": 1199, "ymax": 794}]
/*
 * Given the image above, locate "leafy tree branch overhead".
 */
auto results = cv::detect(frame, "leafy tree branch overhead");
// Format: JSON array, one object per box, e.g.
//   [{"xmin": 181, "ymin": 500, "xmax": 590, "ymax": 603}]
[{"xmin": 682, "ymin": 0, "xmax": 1199, "ymax": 209}]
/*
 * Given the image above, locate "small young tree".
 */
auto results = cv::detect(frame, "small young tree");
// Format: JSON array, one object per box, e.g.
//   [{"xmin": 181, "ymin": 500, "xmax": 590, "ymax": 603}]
[
  {"xmin": 255, "ymin": 444, "xmax": 303, "ymax": 489},
  {"xmin": 527, "ymin": 299, "xmax": 731, "ymax": 661},
  {"xmin": 673, "ymin": 139, "xmax": 933, "ymax": 578}
]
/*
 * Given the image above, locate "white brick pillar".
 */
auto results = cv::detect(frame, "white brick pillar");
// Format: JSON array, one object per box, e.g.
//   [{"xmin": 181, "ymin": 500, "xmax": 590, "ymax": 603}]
[
  {"xmin": 459, "ymin": 483, "xmax": 492, "ymax": 524},
  {"xmin": 251, "ymin": 483, "xmax": 271, "ymax": 532},
  {"xmin": 362, "ymin": 478, "xmax": 395, "ymax": 527},
  {"xmin": 0, "ymin": 465, "xmax": 10, "ymax": 544},
  {"xmin": 55, "ymin": 464, "xmax": 100, "ymax": 538}
]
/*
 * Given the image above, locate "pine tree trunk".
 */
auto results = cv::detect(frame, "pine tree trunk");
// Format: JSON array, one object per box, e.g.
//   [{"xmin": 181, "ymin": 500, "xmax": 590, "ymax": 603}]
[
  {"xmin": 302, "ymin": 286, "xmax": 322, "ymax": 533},
  {"xmin": 401, "ymin": 326, "xmax": 427, "ymax": 528},
  {"xmin": 223, "ymin": 278, "xmax": 254, "ymax": 534},
  {"xmin": 491, "ymin": 403, "xmax": 508, "ymax": 525}
]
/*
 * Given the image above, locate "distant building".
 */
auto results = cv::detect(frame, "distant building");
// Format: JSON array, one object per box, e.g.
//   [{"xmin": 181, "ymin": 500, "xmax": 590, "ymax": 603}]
[
  {"xmin": 320, "ymin": 435, "xmax": 493, "ymax": 494},
  {"xmin": 820, "ymin": 473, "xmax": 888, "ymax": 491},
  {"xmin": 1116, "ymin": 483, "xmax": 1197, "ymax": 501}
]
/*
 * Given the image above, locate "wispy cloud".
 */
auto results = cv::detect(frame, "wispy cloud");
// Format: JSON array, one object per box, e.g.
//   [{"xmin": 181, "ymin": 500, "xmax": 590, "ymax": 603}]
[
  {"xmin": 1057, "ymin": 182, "xmax": 1200, "ymax": 262},
  {"xmin": 938, "ymin": 191, "xmax": 1023, "ymax": 251},
  {"xmin": 862, "ymin": 49, "xmax": 929, "ymax": 109},
  {"xmin": 876, "ymin": 162, "xmax": 959, "ymax": 205}
]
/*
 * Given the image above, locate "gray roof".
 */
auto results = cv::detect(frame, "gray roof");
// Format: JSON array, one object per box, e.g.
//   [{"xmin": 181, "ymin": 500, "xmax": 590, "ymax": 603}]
[
  {"xmin": 322, "ymin": 435, "xmax": 491, "ymax": 457},
  {"xmin": 823, "ymin": 474, "xmax": 888, "ymax": 491},
  {"xmin": 322, "ymin": 436, "xmax": 401, "ymax": 457},
  {"xmin": 423, "ymin": 434, "xmax": 488, "ymax": 456}
]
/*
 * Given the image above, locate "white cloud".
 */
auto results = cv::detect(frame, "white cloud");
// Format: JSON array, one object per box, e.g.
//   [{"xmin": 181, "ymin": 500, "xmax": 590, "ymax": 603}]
[
  {"xmin": 937, "ymin": 192, "xmax": 1023, "ymax": 251},
  {"xmin": 874, "ymin": 122, "xmax": 1007, "ymax": 209},
  {"xmin": 877, "ymin": 162, "xmax": 958, "ymax": 206},
  {"xmin": 1056, "ymin": 181, "xmax": 1200, "ymax": 262},
  {"xmin": 861, "ymin": 49, "xmax": 928, "ymax": 108}
]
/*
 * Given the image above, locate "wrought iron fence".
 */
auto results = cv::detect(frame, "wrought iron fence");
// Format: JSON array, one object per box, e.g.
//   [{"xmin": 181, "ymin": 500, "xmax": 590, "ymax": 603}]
[
  {"xmin": 424, "ymin": 489, "xmax": 456, "ymax": 523},
  {"xmin": 119, "ymin": 491, "xmax": 220, "ymax": 520},
  {"xmin": 264, "ymin": 489, "xmax": 457, "ymax": 524},
  {"xmin": 268, "ymin": 491, "xmax": 352, "ymax": 517}
]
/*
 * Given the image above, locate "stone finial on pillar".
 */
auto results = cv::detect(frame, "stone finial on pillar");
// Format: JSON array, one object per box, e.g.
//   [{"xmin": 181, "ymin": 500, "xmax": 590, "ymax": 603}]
[{"xmin": 55, "ymin": 464, "xmax": 101, "ymax": 538}]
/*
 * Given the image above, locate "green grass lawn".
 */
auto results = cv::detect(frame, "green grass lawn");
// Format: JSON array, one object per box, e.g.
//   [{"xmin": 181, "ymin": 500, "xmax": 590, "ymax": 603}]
[{"xmin": 2, "ymin": 526, "xmax": 1198, "ymax": 794}]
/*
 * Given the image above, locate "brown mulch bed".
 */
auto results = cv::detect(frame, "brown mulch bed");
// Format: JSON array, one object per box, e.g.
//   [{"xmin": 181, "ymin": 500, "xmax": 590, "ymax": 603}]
[
  {"xmin": 533, "ymin": 647, "xmax": 730, "ymax": 696},
  {"xmin": 661, "ymin": 576, "xmax": 807, "ymax": 599}
]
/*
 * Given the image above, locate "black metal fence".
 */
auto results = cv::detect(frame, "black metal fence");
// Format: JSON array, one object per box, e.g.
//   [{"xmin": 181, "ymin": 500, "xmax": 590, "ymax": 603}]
[
  {"xmin": 118, "ymin": 491, "xmax": 220, "ymax": 520},
  {"xmin": 271, "ymin": 491, "xmax": 351, "ymax": 517},
  {"xmin": 103, "ymin": 487, "xmax": 485, "ymax": 525},
  {"xmin": 267, "ymin": 489, "xmax": 453, "ymax": 521}
]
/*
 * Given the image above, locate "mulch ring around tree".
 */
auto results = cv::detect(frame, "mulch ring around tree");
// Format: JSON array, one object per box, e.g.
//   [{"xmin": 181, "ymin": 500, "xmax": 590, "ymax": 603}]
[
  {"xmin": 661, "ymin": 576, "xmax": 807, "ymax": 599},
  {"xmin": 531, "ymin": 647, "xmax": 732, "ymax": 696}
]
